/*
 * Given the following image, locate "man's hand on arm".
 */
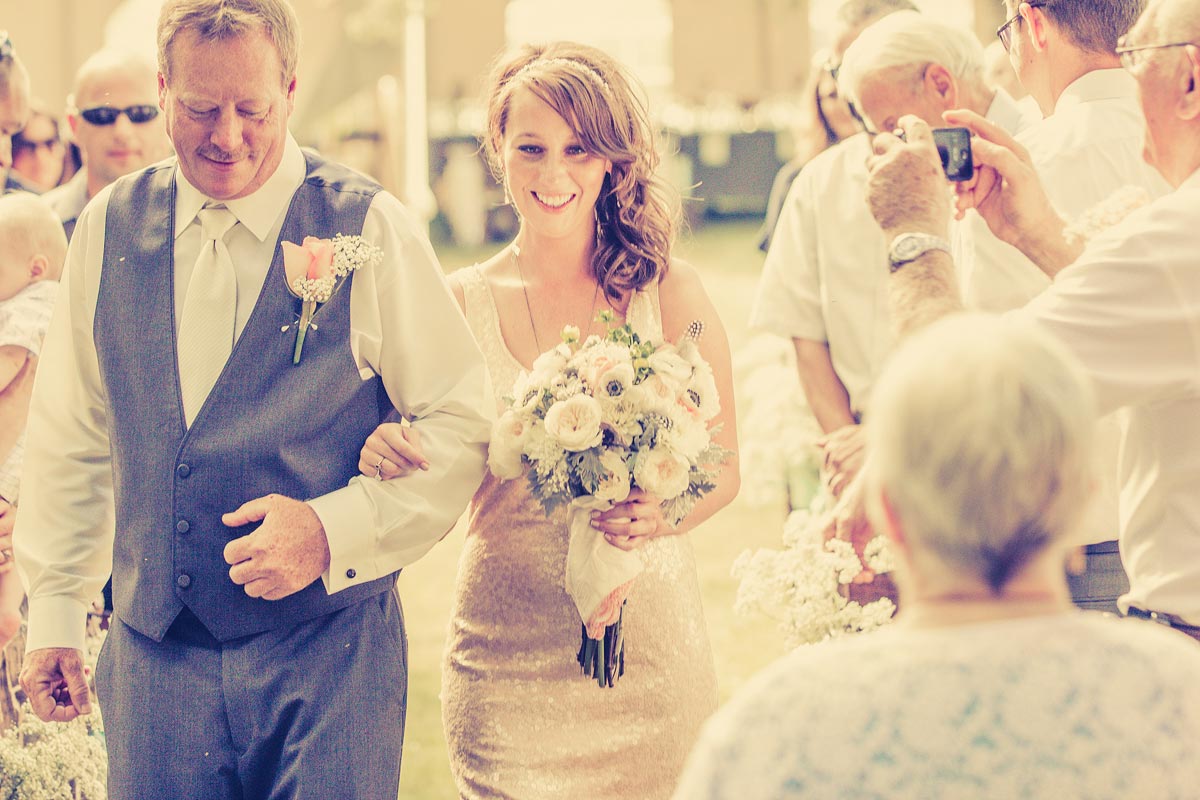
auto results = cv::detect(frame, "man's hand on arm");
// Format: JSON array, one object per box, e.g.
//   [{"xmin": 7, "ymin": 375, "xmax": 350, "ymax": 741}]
[
  {"xmin": 223, "ymin": 495, "xmax": 331, "ymax": 600},
  {"xmin": 942, "ymin": 109, "xmax": 1083, "ymax": 276},
  {"xmin": 20, "ymin": 647, "xmax": 92, "ymax": 722}
]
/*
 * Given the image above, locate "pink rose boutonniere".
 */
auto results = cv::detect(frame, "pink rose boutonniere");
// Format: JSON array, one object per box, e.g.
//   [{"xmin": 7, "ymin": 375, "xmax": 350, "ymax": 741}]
[{"xmin": 281, "ymin": 234, "xmax": 383, "ymax": 364}]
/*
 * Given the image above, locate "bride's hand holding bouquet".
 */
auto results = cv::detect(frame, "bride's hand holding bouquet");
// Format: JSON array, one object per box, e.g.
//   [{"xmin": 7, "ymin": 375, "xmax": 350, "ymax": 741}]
[{"xmin": 488, "ymin": 312, "xmax": 729, "ymax": 687}]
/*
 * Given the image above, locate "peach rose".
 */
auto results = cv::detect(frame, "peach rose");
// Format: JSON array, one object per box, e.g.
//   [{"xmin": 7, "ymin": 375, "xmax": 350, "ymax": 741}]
[{"xmin": 282, "ymin": 236, "xmax": 336, "ymax": 289}]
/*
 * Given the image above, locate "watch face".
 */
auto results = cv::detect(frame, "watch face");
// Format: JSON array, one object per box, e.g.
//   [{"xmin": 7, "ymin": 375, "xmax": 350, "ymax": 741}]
[{"xmin": 896, "ymin": 236, "xmax": 923, "ymax": 260}]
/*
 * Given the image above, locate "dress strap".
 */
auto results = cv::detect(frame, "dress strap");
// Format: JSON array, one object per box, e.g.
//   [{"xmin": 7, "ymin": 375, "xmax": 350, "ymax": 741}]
[
  {"xmin": 457, "ymin": 265, "xmax": 497, "ymax": 347},
  {"xmin": 625, "ymin": 279, "xmax": 665, "ymax": 343}
]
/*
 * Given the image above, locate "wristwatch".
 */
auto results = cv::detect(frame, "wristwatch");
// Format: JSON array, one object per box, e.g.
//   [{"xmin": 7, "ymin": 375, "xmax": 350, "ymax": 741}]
[{"xmin": 888, "ymin": 232, "xmax": 952, "ymax": 273}]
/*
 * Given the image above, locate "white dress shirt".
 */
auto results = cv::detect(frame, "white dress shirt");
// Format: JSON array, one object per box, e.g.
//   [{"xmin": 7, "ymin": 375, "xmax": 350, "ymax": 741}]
[
  {"xmin": 963, "ymin": 70, "xmax": 1169, "ymax": 312},
  {"xmin": 1023, "ymin": 69, "xmax": 1170, "ymax": 219},
  {"xmin": 15, "ymin": 136, "xmax": 493, "ymax": 652},
  {"xmin": 749, "ymin": 133, "xmax": 886, "ymax": 416},
  {"xmin": 753, "ymin": 93, "xmax": 1033, "ymax": 417},
  {"xmin": 1018, "ymin": 169, "xmax": 1200, "ymax": 623}
]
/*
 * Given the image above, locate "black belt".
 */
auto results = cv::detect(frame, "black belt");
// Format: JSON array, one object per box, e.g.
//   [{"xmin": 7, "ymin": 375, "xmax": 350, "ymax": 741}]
[{"xmin": 1126, "ymin": 606, "xmax": 1200, "ymax": 631}]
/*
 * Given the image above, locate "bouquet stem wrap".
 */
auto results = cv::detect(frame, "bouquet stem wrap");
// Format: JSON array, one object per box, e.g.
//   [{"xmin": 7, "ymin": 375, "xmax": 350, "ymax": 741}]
[{"xmin": 564, "ymin": 496, "xmax": 643, "ymax": 686}]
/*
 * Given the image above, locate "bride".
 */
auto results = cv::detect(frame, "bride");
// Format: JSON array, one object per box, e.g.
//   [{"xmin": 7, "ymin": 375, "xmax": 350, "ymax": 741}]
[{"xmin": 359, "ymin": 41, "xmax": 739, "ymax": 799}]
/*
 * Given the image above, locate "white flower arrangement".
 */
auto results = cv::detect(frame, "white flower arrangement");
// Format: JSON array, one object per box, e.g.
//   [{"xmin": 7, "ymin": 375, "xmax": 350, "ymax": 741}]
[
  {"xmin": 733, "ymin": 500, "xmax": 897, "ymax": 647},
  {"xmin": 489, "ymin": 310, "xmax": 727, "ymax": 526},
  {"xmin": 0, "ymin": 627, "xmax": 108, "ymax": 799},
  {"xmin": 0, "ymin": 706, "xmax": 107, "ymax": 800},
  {"xmin": 490, "ymin": 311, "xmax": 729, "ymax": 686}
]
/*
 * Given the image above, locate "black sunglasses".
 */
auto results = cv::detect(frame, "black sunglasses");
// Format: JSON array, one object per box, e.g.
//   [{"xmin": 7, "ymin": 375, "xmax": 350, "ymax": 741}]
[
  {"xmin": 79, "ymin": 104, "xmax": 160, "ymax": 126},
  {"xmin": 997, "ymin": 2, "xmax": 1048, "ymax": 52}
]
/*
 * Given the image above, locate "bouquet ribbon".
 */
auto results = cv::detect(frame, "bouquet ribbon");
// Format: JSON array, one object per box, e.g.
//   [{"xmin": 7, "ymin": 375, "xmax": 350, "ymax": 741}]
[{"xmin": 564, "ymin": 495, "xmax": 644, "ymax": 638}]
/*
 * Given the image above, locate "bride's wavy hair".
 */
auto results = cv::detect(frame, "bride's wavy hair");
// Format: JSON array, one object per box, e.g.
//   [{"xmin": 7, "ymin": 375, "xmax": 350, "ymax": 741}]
[{"xmin": 483, "ymin": 42, "xmax": 679, "ymax": 299}]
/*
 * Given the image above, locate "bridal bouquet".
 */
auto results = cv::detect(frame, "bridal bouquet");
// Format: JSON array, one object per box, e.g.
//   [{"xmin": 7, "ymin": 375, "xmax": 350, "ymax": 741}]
[{"xmin": 488, "ymin": 311, "xmax": 727, "ymax": 687}]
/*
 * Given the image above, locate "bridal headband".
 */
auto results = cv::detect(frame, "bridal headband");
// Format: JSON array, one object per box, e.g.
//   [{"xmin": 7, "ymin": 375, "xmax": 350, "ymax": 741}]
[{"xmin": 511, "ymin": 56, "xmax": 611, "ymax": 94}]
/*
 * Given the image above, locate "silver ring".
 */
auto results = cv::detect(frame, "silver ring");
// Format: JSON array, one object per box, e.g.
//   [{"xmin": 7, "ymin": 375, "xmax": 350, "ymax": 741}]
[{"xmin": 373, "ymin": 457, "xmax": 387, "ymax": 480}]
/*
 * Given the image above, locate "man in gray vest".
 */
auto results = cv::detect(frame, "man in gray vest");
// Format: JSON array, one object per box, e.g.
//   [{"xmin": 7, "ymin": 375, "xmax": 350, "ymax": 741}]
[{"xmin": 14, "ymin": 1, "xmax": 492, "ymax": 797}]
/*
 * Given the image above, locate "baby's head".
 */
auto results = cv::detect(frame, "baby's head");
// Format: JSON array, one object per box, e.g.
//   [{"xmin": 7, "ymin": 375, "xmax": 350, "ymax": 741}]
[{"xmin": 0, "ymin": 192, "xmax": 66, "ymax": 302}]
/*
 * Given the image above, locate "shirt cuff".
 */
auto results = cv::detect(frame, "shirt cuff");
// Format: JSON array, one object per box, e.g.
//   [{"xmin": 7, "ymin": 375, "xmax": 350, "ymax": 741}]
[
  {"xmin": 25, "ymin": 595, "xmax": 91, "ymax": 654},
  {"xmin": 309, "ymin": 484, "xmax": 378, "ymax": 594}
]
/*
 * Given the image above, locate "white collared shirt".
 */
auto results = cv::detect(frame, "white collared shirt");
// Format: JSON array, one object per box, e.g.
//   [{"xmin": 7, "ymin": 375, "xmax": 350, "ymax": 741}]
[
  {"xmin": 1019, "ymin": 169, "xmax": 1200, "ymax": 623},
  {"xmin": 1022, "ymin": 68, "xmax": 1170, "ymax": 219},
  {"xmin": 749, "ymin": 133, "xmax": 885, "ymax": 416},
  {"xmin": 953, "ymin": 90, "xmax": 1043, "ymax": 312},
  {"xmin": 15, "ymin": 136, "xmax": 493, "ymax": 653}
]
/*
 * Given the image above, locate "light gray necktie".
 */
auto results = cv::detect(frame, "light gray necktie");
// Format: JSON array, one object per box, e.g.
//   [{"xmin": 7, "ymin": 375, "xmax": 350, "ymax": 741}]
[{"xmin": 177, "ymin": 204, "xmax": 238, "ymax": 426}]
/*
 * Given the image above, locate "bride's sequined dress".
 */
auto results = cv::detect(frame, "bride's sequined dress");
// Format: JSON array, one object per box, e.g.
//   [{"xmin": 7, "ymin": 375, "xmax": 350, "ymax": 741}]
[{"xmin": 441, "ymin": 266, "xmax": 718, "ymax": 799}]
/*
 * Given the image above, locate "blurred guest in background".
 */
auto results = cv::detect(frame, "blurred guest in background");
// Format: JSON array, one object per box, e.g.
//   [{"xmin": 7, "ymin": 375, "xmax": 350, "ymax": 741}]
[
  {"xmin": 756, "ymin": 50, "xmax": 862, "ymax": 253},
  {"xmin": 42, "ymin": 50, "xmax": 170, "ymax": 241},
  {"xmin": 1, "ymin": 30, "xmax": 32, "ymax": 194},
  {"xmin": 10, "ymin": 105, "xmax": 66, "ymax": 192},
  {"xmin": 748, "ymin": 0, "xmax": 915, "ymax": 499}
]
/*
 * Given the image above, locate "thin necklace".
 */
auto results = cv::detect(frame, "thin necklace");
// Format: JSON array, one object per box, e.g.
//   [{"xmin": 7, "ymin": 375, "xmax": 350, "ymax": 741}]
[{"xmin": 512, "ymin": 242, "xmax": 601, "ymax": 354}]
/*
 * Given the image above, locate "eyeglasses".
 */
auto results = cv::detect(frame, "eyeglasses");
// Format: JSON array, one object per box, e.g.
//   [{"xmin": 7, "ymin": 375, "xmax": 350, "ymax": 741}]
[
  {"xmin": 78, "ymin": 104, "xmax": 160, "ymax": 126},
  {"xmin": 997, "ymin": 2, "xmax": 1048, "ymax": 52},
  {"xmin": 1115, "ymin": 37, "xmax": 1198, "ymax": 70}
]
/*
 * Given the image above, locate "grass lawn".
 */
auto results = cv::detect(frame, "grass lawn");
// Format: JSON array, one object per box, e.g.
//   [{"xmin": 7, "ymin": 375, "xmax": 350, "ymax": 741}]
[{"xmin": 397, "ymin": 219, "xmax": 792, "ymax": 799}]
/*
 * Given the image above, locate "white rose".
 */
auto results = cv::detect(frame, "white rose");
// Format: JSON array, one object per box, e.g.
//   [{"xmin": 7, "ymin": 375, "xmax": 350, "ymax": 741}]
[
  {"xmin": 633, "ymin": 446, "xmax": 692, "ymax": 500},
  {"xmin": 595, "ymin": 449, "xmax": 632, "ymax": 503},
  {"xmin": 648, "ymin": 349, "xmax": 693, "ymax": 386},
  {"xmin": 543, "ymin": 394, "xmax": 604, "ymax": 451},
  {"xmin": 488, "ymin": 411, "xmax": 532, "ymax": 479}
]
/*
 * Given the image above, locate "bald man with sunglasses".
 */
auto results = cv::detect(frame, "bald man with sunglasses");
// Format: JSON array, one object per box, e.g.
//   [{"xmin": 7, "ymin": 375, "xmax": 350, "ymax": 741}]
[{"xmin": 43, "ymin": 49, "xmax": 170, "ymax": 240}]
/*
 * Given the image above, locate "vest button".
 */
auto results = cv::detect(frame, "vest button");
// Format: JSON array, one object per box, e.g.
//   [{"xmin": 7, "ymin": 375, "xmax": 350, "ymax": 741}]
[
  {"xmin": 175, "ymin": 519, "xmax": 190, "ymax": 534},
  {"xmin": 176, "ymin": 463, "xmax": 191, "ymax": 479},
  {"xmin": 345, "ymin": 568, "xmax": 357, "ymax": 580},
  {"xmin": 176, "ymin": 574, "xmax": 192, "ymax": 589}
]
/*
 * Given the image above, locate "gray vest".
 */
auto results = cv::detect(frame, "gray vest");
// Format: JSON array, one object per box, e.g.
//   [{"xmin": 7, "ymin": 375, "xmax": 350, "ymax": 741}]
[{"xmin": 95, "ymin": 153, "xmax": 395, "ymax": 642}]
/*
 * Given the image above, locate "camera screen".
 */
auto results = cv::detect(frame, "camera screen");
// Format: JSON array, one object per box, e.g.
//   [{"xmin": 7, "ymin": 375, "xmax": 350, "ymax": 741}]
[{"xmin": 933, "ymin": 127, "xmax": 973, "ymax": 182}]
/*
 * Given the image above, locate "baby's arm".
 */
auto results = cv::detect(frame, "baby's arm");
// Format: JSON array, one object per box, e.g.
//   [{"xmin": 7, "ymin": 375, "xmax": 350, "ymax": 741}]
[{"xmin": 0, "ymin": 345, "xmax": 31, "ymax": 394}]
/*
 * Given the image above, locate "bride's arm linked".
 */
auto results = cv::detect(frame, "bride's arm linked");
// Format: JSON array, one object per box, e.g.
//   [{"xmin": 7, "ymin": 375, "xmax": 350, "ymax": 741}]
[
  {"xmin": 592, "ymin": 260, "xmax": 741, "ymax": 550},
  {"xmin": 358, "ymin": 275, "xmax": 469, "ymax": 480}
]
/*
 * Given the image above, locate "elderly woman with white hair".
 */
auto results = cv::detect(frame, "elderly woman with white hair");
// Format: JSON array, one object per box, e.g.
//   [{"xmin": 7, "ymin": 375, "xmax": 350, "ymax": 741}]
[{"xmin": 674, "ymin": 314, "xmax": 1200, "ymax": 799}]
